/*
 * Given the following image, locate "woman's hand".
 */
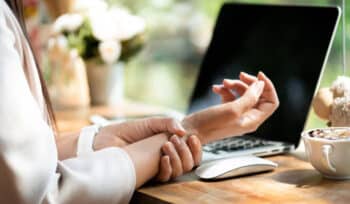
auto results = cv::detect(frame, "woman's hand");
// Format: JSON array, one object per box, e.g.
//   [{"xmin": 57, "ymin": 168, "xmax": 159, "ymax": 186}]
[
  {"xmin": 94, "ymin": 117, "xmax": 203, "ymax": 183},
  {"xmin": 156, "ymin": 135, "xmax": 202, "ymax": 182},
  {"xmin": 182, "ymin": 71, "xmax": 279, "ymax": 144},
  {"xmin": 94, "ymin": 117, "xmax": 187, "ymax": 150}
]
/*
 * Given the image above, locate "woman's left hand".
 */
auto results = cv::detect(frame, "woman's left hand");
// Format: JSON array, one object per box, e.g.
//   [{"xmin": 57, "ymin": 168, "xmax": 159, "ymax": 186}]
[
  {"xmin": 94, "ymin": 117, "xmax": 187, "ymax": 150},
  {"xmin": 182, "ymin": 71, "xmax": 279, "ymax": 144}
]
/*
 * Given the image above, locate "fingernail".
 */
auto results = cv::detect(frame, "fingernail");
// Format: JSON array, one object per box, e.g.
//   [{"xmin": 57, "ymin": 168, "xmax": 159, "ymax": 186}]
[
  {"xmin": 172, "ymin": 135, "xmax": 181, "ymax": 146},
  {"xmin": 257, "ymin": 81, "xmax": 265, "ymax": 92},
  {"xmin": 189, "ymin": 136, "xmax": 197, "ymax": 146},
  {"xmin": 251, "ymin": 81, "xmax": 264, "ymax": 95},
  {"xmin": 212, "ymin": 85, "xmax": 221, "ymax": 89},
  {"xmin": 176, "ymin": 123, "xmax": 187, "ymax": 136},
  {"xmin": 213, "ymin": 84, "xmax": 224, "ymax": 89}
]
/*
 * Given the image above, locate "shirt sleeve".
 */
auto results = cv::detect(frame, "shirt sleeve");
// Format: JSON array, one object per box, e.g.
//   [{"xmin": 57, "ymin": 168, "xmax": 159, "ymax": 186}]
[{"xmin": 0, "ymin": 3, "xmax": 135, "ymax": 204}]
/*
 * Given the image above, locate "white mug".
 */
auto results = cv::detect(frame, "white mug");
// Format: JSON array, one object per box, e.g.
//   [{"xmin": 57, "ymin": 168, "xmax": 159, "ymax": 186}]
[{"xmin": 302, "ymin": 128, "xmax": 350, "ymax": 179}]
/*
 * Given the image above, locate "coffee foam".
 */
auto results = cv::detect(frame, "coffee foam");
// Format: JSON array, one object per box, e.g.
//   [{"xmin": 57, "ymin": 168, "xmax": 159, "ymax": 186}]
[{"xmin": 309, "ymin": 128, "xmax": 350, "ymax": 140}]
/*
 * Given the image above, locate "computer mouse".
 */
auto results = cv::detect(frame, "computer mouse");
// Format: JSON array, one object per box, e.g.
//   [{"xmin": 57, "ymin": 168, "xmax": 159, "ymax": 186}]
[{"xmin": 195, "ymin": 155, "xmax": 278, "ymax": 180}]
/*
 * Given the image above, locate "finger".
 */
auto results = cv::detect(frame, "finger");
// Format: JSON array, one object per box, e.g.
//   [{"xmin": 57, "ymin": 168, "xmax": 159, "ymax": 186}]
[
  {"xmin": 165, "ymin": 118, "xmax": 187, "ymax": 137},
  {"xmin": 187, "ymin": 135, "xmax": 202, "ymax": 166},
  {"xmin": 162, "ymin": 141, "xmax": 183, "ymax": 178},
  {"xmin": 149, "ymin": 117, "xmax": 187, "ymax": 137},
  {"xmin": 156, "ymin": 156, "xmax": 172, "ymax": 182},
  {"xmin": 212, "ymin": 85, "xmax": 237, "ymax": 103},
  {"xmin": 231, "ymin": 80, "xmax": 265, "ymax": 115},
  {"xmin": 257, "ymin": 71, "xmax": 279, "ymax": 106},
  {"xmin": 239, "ymin": 72, "xmax": 258, "ymax": 85},
  {"xmin": 170, "ymin": 135, "xmax": 194, "ymax": 172},
  {"xmin": 222, "ymin": 79, "xmax": 249, "ymax": 97},
  {"xmin": 213, "ymin": 80, "xmax": 249, "ymax": 103}
]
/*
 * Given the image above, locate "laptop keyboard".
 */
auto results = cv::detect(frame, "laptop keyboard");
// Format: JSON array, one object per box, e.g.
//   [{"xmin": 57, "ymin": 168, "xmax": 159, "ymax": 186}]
[{"xmin": 203, "ymin": 136, "xmax": 275, "ymax": 154}]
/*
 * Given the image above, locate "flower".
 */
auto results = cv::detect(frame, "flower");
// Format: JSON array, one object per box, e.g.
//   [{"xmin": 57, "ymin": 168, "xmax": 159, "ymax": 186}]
[
  {"xmin": 89, "ymin": 7, "xmax": 146, "ymax": 41},
  {"xmin": 98, "ymin": 40, "xmax": 122, "ymax": 64},
  {"xmin": 53, "ymin": 14, "xmax": 84, "ymax": 34},
  {"xmin": 109, "ymin": 7, "xmax": 146, "ymax": 40},
  {"xmin": 71, "ymin": 0, "xmax": 108, "ymax": 15},
  {"xmin": 49, "ymin": 2, "xmax": 145, "ymax": 64}
]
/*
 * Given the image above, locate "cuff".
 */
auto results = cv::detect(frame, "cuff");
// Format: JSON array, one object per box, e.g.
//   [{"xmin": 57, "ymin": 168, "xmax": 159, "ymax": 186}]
[{"xmin": 77, "ymin": 125, "xmax": 100, "ymax": 157}]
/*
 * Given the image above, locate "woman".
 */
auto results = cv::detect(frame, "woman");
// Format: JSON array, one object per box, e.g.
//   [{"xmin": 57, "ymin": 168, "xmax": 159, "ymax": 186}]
[{"xmin": 0, "ymin": 0, "xmax": 279, "ymax": 203}]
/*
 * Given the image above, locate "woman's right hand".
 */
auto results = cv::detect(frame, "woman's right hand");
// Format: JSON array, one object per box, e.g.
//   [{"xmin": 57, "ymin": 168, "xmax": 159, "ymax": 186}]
[
  {"xmin": 156, "ymin": 135, "xmax": 202, "ymax": 182},
  {"xmin": 182, "ymin": 71, "xmax": 279, "ymax": 144}
]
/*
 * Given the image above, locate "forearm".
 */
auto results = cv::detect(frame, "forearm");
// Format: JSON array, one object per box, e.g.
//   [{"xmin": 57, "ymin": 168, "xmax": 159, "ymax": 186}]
[
  {"xmin": 181, "ymin": 105, "xmax": 235, "ymax": 145},
  {"xmin": 56, "ymin": 132, "xmax": 79, "ymax": 160},
  {"xmin": 56, "ymin": 131, "xmax": 167, "ymax": 188},
  {"xmin": 123, "ymin": 133, "xmax": 169, "ymax": 188}
]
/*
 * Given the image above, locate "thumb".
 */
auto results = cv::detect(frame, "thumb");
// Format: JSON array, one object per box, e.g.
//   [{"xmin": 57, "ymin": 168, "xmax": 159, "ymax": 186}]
[
  {"xmin": 232, "ymin": 80, "xmax": 265, "ymax": 115},
  {"xmin": 148, "ymin": 117, "xmax": 187, "ymax": 137}
]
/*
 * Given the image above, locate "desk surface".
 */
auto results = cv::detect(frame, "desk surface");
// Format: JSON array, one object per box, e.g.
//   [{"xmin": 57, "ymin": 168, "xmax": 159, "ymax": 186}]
[
  {"xmin": 133, "ymin": 155, "xmax": 350, "ymax": 204},
  {"xmin": 56, "ymin": 104, "xmax": 350, "ymax": 204}
]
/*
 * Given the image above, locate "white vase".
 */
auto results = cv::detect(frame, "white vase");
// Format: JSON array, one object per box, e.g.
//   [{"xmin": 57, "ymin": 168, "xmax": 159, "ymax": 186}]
[{"xmin": 86, "ymin": 61, "xmax": 125, "ymax": 105}]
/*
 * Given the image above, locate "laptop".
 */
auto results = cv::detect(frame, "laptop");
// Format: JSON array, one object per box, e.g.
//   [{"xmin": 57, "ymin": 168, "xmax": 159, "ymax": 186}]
[{"xmin": 187, "ymin": 3, "xmax": 341, "ymax": 162}]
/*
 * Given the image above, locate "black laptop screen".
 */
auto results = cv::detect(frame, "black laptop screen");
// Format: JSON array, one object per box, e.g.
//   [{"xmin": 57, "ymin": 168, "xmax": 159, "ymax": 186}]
[{"xmin": 188, "ymin": 3, "xmax": 339, "ymax": 146}]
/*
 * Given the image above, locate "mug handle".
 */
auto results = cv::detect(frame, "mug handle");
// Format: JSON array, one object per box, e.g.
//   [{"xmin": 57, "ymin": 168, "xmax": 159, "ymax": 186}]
[{"xmin": 322, "ymin": 144, "xmax": 336, "ymax": 172}]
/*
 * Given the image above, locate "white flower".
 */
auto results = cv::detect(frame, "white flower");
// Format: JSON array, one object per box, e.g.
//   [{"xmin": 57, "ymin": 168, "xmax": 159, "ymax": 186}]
[
  {"xmin": 98, "ymin": 40, "xmax": 122, "ymax": 64},
  {"xmin": 71, "ymin": 0, "xmax": 108, "ymax": 15},
  {"xmin": 53, "ymin": 14, "xmax": 84, "ymax": 34},
  {"xmin": 89, "ymin": 7, "xmax": 146, "ymax": 41},
  {"xmin": 109, "ymin": 7, "xmax": 146, "ymax": 40}
]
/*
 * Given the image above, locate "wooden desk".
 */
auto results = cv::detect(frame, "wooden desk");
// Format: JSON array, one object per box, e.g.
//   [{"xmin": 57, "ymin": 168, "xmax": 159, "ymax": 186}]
[
  {"xmin": 132, "ymin": 155, "xmax": 350, "ymax": 204},
  {"xmin": 56, "ymin": 104, "xmax": 350, "ymax": 204}
]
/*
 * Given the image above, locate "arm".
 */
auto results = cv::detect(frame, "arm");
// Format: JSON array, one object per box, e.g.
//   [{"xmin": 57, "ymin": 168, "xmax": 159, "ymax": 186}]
[
  {"xmin": 56, "ymin": 117, "xmax": 188, "ymax": 160},
  {"xmin": 123, "ymin": 133, "xmax": 168, "ymax": 188},
  {"xmin": 58, "ymin": 127, "xmax": 201, "ymax": 187},
  {"xmin": 57, "ymin": 131, "xmax": 180, "ymax": 188},
  {"xmin": 56, "ymin": 132, "xmax": 80, "ymax": 160},
  {"xmin": 182, "ymin": 72, "xmax": 280, "ymax": 144}
]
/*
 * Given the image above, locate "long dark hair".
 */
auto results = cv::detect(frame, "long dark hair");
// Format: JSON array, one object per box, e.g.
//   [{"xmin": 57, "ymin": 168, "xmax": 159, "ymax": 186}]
[{"xmin": 5, "ymin": 0, "xmax": 56, "ymax": 130}]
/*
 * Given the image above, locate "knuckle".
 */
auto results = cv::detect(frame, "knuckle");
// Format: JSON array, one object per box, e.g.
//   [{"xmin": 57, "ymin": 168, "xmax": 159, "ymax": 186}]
[
  {"xmin": 275, "ymin": 100, "xmax": 280, "ymax": 108},
  {"xmin": 164, "ymin": 117, "xmax": 175, "ymax": 124}
]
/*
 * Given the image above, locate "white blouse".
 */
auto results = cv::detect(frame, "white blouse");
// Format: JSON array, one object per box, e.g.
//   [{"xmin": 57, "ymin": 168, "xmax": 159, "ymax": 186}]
[{"xmin": 0, "ymin": 1, "xmax": 136, "ymax": 203}]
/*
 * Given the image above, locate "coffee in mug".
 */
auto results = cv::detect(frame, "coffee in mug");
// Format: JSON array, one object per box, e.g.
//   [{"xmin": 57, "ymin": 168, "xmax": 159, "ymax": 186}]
[{"xmin": 302, "ymin": 127, "xmax": 350, "ymax": 179}]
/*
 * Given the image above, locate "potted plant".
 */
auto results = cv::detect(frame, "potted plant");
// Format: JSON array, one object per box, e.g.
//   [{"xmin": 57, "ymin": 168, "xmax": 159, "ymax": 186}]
[{"xmin": 49, "ymin": 0, "xmax": 145, "ymax": 105}]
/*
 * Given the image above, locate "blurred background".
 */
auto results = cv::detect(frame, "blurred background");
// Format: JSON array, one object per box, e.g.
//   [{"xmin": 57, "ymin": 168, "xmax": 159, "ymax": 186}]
[{"xmin": 25, "ymin": 0, "xmax": 349, "ymax": 129}]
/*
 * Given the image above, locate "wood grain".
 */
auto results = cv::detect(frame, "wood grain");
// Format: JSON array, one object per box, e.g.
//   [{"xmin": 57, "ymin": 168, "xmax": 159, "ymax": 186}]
[{"xmin": 134, "ymin": 156, "xmax": 350, "ymax": 204}]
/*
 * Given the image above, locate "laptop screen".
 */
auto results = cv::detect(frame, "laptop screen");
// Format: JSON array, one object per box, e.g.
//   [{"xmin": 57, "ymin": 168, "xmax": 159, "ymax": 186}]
[{"xmin": 188, "ymin": 3, "xmax": 339, "ymax": 147}]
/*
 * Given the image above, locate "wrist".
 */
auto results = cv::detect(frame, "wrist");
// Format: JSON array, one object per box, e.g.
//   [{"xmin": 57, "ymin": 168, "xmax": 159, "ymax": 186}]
[{"xmin": 181, "ymin": 114, "xmax": 207, "ymax": 144}]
